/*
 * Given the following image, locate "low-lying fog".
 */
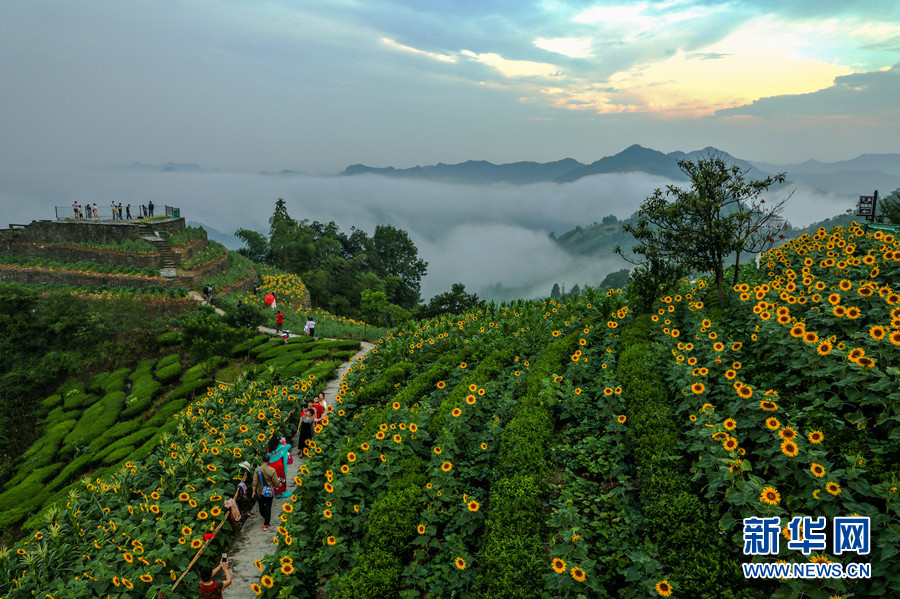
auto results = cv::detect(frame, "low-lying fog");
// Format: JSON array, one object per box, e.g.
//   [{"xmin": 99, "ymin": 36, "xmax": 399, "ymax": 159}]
[{"xmin": 0, "ymin": 167, "xmax": 855, "ymax": 300}]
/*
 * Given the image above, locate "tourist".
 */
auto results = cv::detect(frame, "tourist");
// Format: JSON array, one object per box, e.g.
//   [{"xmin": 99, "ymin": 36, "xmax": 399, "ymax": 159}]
[
  {"xmin": 275, "ymin": 312, "xmax": 283, "ymax": 333},
  {"xmin": 110, "ymin": 201, "xmax": 117, "ymax": 220},
  {"xmin": 141, "ymin": 204, "xmax": 146, "ymax": 218},
  {"xmin": 310, "ymin": 397, "xmax": 325, "ymax": 424},
  {"xmin": 126, "ymin": 204, "xmax": 131, "ymax": 219},
  {"xmin": 118, "ymin": 203, "xmax": 123, "ymax": 221},
  {"xmin": 317, "ymin": 391, "xmax": 328, "ymax": 412},
  {"xmin": 252, "ymin": 458, "xmax": 279, "ymax": 530},
  {"xmin": 197, "ymin": 556, "xmax": 231, "ymax": 598},
  {"xmin": 264, "ymin": 436, "xmax": 291, "ymax": 499},
  {"xmin": 72, "ymin": 202, "xmax": 79, "ymax": 219},
  {"xmin": 296, "ymin": 407, "xmax": 315, "ymax": 455},
  {"xmin": 148, "ymin": 200, "xmax": 154, "ymax": 217},
  {"xmin": 92, "ymin": 203, "xmax": 98, "ymax": 218}
]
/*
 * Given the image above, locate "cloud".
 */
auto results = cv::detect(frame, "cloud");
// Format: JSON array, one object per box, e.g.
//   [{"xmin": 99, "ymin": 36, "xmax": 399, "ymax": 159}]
[{"xmin": 716, "ymin": 62, "xmax": 900, "ymax": 119}]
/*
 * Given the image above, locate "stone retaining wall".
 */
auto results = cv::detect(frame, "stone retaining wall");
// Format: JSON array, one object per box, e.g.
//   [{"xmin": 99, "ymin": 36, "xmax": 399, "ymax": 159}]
[
  {"xmin": 1, "ymin": 217, "xmax": 186, "ymax": 245},
  {"xmin": 174, "ymin": 253, "xmax": 230, "ymax": 288}
]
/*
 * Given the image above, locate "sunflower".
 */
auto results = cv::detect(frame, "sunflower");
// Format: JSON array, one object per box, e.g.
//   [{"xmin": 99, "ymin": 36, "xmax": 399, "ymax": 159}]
[
  {"xmin": 616, "ymin": 414, "xmax": 627, "ymax": 424},
  {"xmin": 451, "ymin": 408, "xmax": 462, "ymax": 417},
  {"xmin": 766, "ymin": 417, "xmax": 780, "ymax": 430},
  {"xmin": 417, "ymin": 524, "xmax": 426, "ymax": 534},
  {"xmin": 691, "ymin": 382, "xmax": 705, "ymax": 394},
  {"xmin": 361, "ymin": 442, "xmax": 370, "ymax": 451},
  {"xmin": 760, "ymin": 486, "xmax": 781, "ymax": 505},
  {"xmin": 324, "ymin": 482, "xmax": 334, "ymax": 493},
  {"xmin": 571, "ymin": 567, "xmax": 586, "ymax": 582},
  {"xmin": 552, "ymin": 557, "xmax": 566, "ymax": 573},
  {"xmin": 808, "ymin": 430, "xmax": 824, "ymax": 443},
  {"xmin": 261, "ymin": 575, "xmax": 274, "ymax": 588},
  {"xmin": 723, "ymin": 418, "xmax": 737, "ymax": 430},
  {"xmin": 190, "ymin": 538, "xmax": 203, "ymax": 549},
  {"xmin": 723, "ymin": 437, "xmax": 739, "ymax": 451},
  {"xmin": 323, "ymin": 509, "xmax": 332, "ymax": 518},
  {"xmin": 779, "ymin": 427, "xmax": 797, "ymax": 441},
  {"xmin": 454, "ymin": 557, "xmax": 466, "ymax": 570},
  {"xmin": 760, "ymin": 400, "xmax": 778, "ymax": 411},
  {"xmin": 737, "ymin": 385, "xmax": 753, "ymax": 398},
  {"xmin": 467, "ymin": 500, "xmax": 480, "ymax": 512},
  {"xmin": 826, "ymin": 481, "xmax": 842, "ymax": 496},
  {"xmin": 437, "ymin": 381, "xmax": 446, "ymax": 389},
  {"xmin": 724, "ymin": 369, "xmax": 736, "ymax": 380},
  {"xmin": 781, "ymin": 440, "xmax": 799, "ymax": 457},
  {"xmin": 655, "ymin": 579, "xmax": 673, "ymax": 597},
  {"xmin": 442, "ymin": 461, "xmax": 453, "ymax": 472},
  {"xmin": 281, "ymin": 562, "xmax": 295, "ymax": 575},
  {"xmin": 122, "ymin": 579, "xmax": 133, "ymax": 590},
  {"xmin": 140, "ymin": 574, "xmax": 153, "ymax": 583},
  {"xmin": 810, "ymin": 463, "xmax": 826, "ymax": 477}
]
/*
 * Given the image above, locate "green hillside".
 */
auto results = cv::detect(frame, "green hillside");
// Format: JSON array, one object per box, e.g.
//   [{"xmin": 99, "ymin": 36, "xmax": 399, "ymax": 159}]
[{"xmin": 1, "ymin": 222, "xmax": 898, "ymax": 598}]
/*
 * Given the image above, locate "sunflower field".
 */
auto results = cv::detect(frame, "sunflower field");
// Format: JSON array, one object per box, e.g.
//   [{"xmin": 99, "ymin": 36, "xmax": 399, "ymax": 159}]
[{"xmin": 1, "ymin": 222, "xmax": 897, "ymax": 598}]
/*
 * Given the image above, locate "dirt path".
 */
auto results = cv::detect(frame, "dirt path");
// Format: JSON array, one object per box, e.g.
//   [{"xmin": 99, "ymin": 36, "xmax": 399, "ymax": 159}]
[{"xmin": 222, "ymin": 341, "xmax": 373, "ymax": 598}]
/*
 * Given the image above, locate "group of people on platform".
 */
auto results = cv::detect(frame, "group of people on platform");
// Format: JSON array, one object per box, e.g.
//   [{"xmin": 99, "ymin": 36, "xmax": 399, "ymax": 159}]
[{"xmin": 69, "ymin": 200, "xmax": 154, "ymax": 220}]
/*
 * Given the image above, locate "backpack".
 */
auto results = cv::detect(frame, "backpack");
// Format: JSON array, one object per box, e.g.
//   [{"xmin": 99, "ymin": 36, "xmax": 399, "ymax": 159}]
[{"xmin": 258, "ymin": 468, "xmax": 274, "ymax": 498}]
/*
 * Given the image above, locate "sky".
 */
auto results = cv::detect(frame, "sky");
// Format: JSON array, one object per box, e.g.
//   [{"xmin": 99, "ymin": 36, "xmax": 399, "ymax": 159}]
[
  {"xmin": 1, "ymin": 0, "xmax": 899, "ymax": 173},
  {"xmin": 1, "ymin": 1, "xmax": 898, "ymax": 300}
]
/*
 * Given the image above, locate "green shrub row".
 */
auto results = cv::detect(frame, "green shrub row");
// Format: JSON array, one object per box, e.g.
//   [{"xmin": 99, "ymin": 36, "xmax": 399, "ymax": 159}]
[
  {"xmin": 352, "ymin": 362, "xmax": 416, "ymax": 407},
  {"xmin": 129, "ymin": 358, "xmax": 158, "ymax": 381},
  {"xmin": 169, "ymin": 378, "xmax": 212, "ymax": 401},
  {"xmin": 62, "ymin": 391, "xmax": 126, "ymax": 453},
  {"xmin": 120, "ymin": 376, "xmax": 163, "ymax": 420},
  {"xmin": 156, "ymin": 330, "xmax": 181, "ymax": 345},
  {"xmin": 231, "ymin": 334, "xmax": 269, "ymax": 356},
  {"xmin": 474, "ymin": 331, "xmax": 580, "ymax": 599},
  {"xmin": 617, "ymin": 315, "xmax": 746, "ymax": 597},
  {"xmin": 335, "ymin": 458, "xmax": 426, "ymax": 599},
  {"xmin": 155, "ymin": 358, "xmax": 182, "ymax": 384}
]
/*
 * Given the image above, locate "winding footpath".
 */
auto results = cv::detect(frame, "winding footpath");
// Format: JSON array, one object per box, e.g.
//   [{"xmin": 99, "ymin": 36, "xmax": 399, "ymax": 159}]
[{"xmin": 222, "ymin": 340, "xmax": 374, "ymax": 598}]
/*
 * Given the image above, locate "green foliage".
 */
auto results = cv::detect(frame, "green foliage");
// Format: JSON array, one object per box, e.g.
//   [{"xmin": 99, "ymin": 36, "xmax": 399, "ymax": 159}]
[
  {"xmin": 417, "ymin": 283, "xmax": 482, "ymax": 319},
  {"xmin": 619, "ymin": 152, "xmax": 786, "ymax": 303},
  {"xmin": 167, "ymin": 225, "xmax": 206, "ymax": 248},
  {"xmin": 156, "ymin": 330, "xmax": 181, "ymax": 345},
  {"xmin": 236, "ymin": 201, "xmax": 427, "ymax": 317},
  {"xmin": 880, "ymin": 188, "xmax": 900, "ymax": 223},
  {"xmin": 335, "ymin": 549, "xmax": 403, "ymax": 599},
  {"xmin": 0, "ymin": 253, "xmax": 160, "ymax": 277},
  {"xmin": 155, "ymin": 359, "xmax": 182, "ymax": 384},
  {"xmin": 181, "ymin": 240, "xmax": 227, "ymax": 270},
  {"xmin": 59, "ymin": 238, "xmax": 156, "ymax": 254}
]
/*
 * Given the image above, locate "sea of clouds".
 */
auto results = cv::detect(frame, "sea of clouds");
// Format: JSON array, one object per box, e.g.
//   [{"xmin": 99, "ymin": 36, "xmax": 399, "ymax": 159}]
[{"xmin": 0, "ymin": 167, "xmax": 855, "ymax": 300}]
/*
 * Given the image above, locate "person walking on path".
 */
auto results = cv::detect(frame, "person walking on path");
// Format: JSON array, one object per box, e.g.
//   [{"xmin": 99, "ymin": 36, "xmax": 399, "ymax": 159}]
[
  {"xmin": 265, "ymin": 436, "xmax": 291, "ymax": 499},
  {"xmin": 275, "ymin": 312, "xmax": 283, "ymax": 333},
  {"xmin": 296, "ymin": 407, "xmax": 315, "ymax": 455},
  {"xmin": 252, "ymin": 460, "xmax": 279, "ymax": 531},
  {"xmin": 198, "ymin": 558, "xmax": 232, "ymax": 598}
]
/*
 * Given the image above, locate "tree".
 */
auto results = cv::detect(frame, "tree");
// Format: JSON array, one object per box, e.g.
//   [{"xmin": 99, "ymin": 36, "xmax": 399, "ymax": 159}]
[
  {"xmin": 235, "ymin": 228, "xmax": 270, "ymax": 264},
  {"xmin": 550, "ymin": 283, "xmax": 561, "ymax": 299},
  {"xmin": 372, "ymin": 225, "xmax": 428, "ymax": 309},
  {"xmin": 599, "ymin": 268, "xmax": 630, "ymax": 290},
  {"xmin": 417, "ymin": 283, "xmax": 482, "ymax": 319},
  {"xmin": 618, "ymin": 153, "xmax": 786, "ymax": 304},
  {"xmin": 881, "ymin": 188, "xmax": 900, "ymax": 224},
  {"xmin": 569, "ymin": 284, "xmax": 581, "ymax": 296}
]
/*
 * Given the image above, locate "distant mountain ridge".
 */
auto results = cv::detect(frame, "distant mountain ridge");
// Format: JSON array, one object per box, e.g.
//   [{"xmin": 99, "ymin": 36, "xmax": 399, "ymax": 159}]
[{"xmin": 341, "ymin": 145, "xmax": 900, "ymax": 195}]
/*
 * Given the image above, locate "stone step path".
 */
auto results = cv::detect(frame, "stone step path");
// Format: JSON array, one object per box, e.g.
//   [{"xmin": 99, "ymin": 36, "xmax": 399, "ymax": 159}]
[{"xmin": 222, "ymin": 341, "xmax": 373, "ymax": 598}]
